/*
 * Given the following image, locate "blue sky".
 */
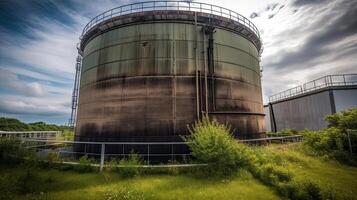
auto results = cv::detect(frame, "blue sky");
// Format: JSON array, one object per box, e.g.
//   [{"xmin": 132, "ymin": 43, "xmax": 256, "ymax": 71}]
[{"xmin": 0, "ymin": 0, "xmax": 356, "ymax": 125}]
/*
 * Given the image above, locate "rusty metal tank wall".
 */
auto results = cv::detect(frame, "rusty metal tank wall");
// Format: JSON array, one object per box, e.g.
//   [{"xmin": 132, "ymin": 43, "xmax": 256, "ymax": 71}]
[{"xmin": 75, "ymin": 14, "xmax": 264, "ymax": 143}]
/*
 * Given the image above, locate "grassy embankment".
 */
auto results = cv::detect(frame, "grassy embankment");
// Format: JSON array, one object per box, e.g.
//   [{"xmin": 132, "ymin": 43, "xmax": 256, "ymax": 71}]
[{"xmin": 1, "ymin": 143, "xmax": 356, "ymax": 200}]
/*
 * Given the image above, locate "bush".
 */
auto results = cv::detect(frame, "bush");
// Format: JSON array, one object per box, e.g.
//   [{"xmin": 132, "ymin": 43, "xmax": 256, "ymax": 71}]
[
  {"xmin": 0, "ymin": 174, "xmax": 18, "ymax": 200},
  {"xmin": 267, "ymin": 128, "xmax": 298, "ymax": 137},
  {"xmin": 277, "ymin": 179, "xmax": 327, "ymax": 200},
  {"xmin": 108, "ymin": 153, "xmax": 143, "ymax": 178},
  {"xmin": 46, "ymin": 151, "xmax": 60, "ymax": 165},
  {"xmin": 0, "ymin": 139, "xmax": 21, "ymax": 163},
  {"xmin": 184, "ymin": 117, "xmax": 251, "ymax": 177},
  {"xmin": 301, "ymin": 128, "xmax": 357, "ymax": 165},
  {"xmin": 73, "ymin": 155, "xmax": 96, "ymax": 173},
  {"xmin": 0, "ymin": 138, "xmax": 36, "ymax": 165},
  {"xmin": 254, "ymin": 163, "xmax": 292, "ymax": 186},
  {"xmin": 301, "ymin": 127, "xmax": 345, "ymax": 156},
  {"xmin": 326, "ymin": 108, "xmax": 357, "ymax": 131}
]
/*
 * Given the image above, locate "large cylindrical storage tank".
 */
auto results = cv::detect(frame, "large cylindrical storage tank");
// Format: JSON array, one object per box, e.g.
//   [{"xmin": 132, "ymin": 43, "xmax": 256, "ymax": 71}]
[{"xmin": 75, "ymin": 2, "xmax": 264, "ymax": 155}]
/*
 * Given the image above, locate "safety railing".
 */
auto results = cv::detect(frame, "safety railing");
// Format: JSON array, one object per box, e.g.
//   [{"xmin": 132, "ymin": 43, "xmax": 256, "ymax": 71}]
[
  {"xmin": 0, "ymin": 131, "xmax": 62, "ymax": 139},
  {"xmin": 81, "ymin": 1, "xmax": 260, "ymax": 39},
  {"xmin": 269, "ymin": 74, "xmax": 357, "ymax": 102},
  {"xmin": 17, "ymin": 135, "xmax": 303, "ymax": 171},
  {"xmin": 269, "ymin": 86, "xmax": 303, "ymax": 103}
]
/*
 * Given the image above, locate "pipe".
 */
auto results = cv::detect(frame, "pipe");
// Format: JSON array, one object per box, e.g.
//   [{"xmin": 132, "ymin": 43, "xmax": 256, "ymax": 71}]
[
  {"xmin": 206, "ymin": 26, "xmax": 216, "ymax": 111},
  {"xmin": 203, "ymin": 28, "xmax": 208, "ymax": 116},
  {"xmin": 172, "ymin": 24, "xmax": 177, "ymax": 134},
  {"xmin": 269, "ymin": 103, "xmax": 277, "ymax": 132},
  {"xmin": 194, "ymin": 12, "xmax": 200, "ymax": 120}
]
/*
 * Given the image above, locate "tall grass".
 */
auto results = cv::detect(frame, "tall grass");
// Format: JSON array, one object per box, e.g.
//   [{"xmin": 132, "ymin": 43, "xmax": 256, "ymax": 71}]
[{"xmin": 184, "ymin": 117, "xmax": 335, "ymax": 199}]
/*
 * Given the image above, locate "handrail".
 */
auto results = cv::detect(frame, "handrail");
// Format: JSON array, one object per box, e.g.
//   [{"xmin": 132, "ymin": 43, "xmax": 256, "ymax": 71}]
[
  {"xmin": 269, "ymin": 74, "xmax": 357, "ymax": 102},
  {"xmin": 81, "ymin": 1, "xmax": 260, "ymax": 39},
  {"xmin": 0, "ymin": 130, "xmax": 61, "ymax": 134}
]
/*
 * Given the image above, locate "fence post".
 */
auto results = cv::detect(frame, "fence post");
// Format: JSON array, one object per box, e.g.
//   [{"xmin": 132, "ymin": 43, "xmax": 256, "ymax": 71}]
[
  {"xmin": 147, "ymin": 144, "xmax": 150, "ymax": 165},
  {"xmin": 100, "ymin": 143, "xmax": 105, "ymax": 172},
  {"xmin": 347, "ymin": 130, "xmax": 353, "ymax": 154},
  {"xmin": 171, "ymin": 144, "xmax": 174, "ymax": 161}
]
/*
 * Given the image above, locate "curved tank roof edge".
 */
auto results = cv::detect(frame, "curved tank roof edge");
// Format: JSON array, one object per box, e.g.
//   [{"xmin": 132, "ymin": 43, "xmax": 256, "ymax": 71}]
[{"xmin": 80, "ymin": 10, "xmax": 262, "ymax": 53}]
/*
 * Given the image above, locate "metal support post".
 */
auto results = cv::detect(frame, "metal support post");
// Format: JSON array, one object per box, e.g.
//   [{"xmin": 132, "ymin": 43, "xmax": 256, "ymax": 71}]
[
  {"xmin": 147, "ymin": 144, "xmax": 150, "ymax": 165},
  {"xmin": 100, "ymin": 144, "xmax": 105, "ymax": 172},
  {"xmin": 347, "ymin": 130, "xmax": 353, "ymax": 154},
  {"xmin": 171, "ymin": 144, "xmax": 174, "ymax": 161}
]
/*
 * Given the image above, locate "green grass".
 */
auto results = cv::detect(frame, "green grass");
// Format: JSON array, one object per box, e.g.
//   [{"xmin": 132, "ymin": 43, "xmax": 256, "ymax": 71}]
[
  {"xmin": 266, "ymin": 143, "xmax": 357, "ymax": 199},
  {"xmin": 0, "ymin": 166, "xmax": 279, "ymax": 200},
  {"xmin": 1, "ymin": 143, "xmax": 357, "ymax": 200}
]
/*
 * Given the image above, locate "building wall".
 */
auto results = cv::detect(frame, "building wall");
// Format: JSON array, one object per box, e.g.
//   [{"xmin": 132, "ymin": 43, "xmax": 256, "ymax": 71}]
[
  {"xmin": 265, "ymin": 88, "xmax": 357, "ymax": 132},
  {"xmin": 333, "ymin": 89, "xmax": 357, "ymax": 112},
  {"xmin": 263, "ymin": 105, "xmax": 271, "ymax": 132}
]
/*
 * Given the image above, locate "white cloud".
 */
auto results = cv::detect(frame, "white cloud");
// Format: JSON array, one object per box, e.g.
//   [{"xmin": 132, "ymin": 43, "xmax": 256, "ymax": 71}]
[{"xmin": 0, "ymin": 0, "xmax": 356, "ymax": 123}]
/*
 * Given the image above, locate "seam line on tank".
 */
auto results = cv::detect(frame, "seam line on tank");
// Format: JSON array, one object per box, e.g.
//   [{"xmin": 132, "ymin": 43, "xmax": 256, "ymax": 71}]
[
  {"xmin": 81, "ymin": 58, "xmax": 261, "ymax": 76},
  {"xmin": 83, "ymin": 39, "xmax": 260, "ymax": 63}
]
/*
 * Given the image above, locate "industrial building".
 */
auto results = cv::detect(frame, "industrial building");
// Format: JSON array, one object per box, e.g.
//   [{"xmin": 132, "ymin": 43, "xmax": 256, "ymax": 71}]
[
  {"xmin": 69, "ymin": 1, "xmax": 264, "ymax": 155},
  {"xmin": 265, "ymin": 74, "xmax": 357, "ymax": 132}
]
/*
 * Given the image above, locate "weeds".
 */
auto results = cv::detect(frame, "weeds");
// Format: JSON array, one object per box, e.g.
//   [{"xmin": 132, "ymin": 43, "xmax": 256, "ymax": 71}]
[
  {"xmin": 104, "ymin": 186, "xmax": 145, "ymax": 200},
  {"xmin": 73, "ymin": 155, "xmax": 96, "ymax": 173}
]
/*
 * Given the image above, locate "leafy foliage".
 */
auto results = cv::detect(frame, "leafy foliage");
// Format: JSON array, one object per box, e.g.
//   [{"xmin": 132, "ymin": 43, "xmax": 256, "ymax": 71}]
[
  {"xmin": 73, "ymin": 155, "xmax": 96, "ymax": 173},
  {"xmin": 0, "ymin": 117, "xmax": 71, "ymax": 131},
  {"xmin": 184, "ymin": 117, "xmax": 334, "ymax": 199},
  {"xmin": 184, "ymin": 117, "xmax": 251, "ymax": 176},
  {"xmin": 326, "ymin": 108, "xmax": 357, "ymax": 131},
  {"xmin": 110, "ymin": 153, "xmax": 143, "ymax": 178},
  {"xmin": 301, "ymin": 108, "xmax": 357, "ymax": 165},
  {"xmin": 267, "ymin": 128, "xmax": 298, "ymax": 137}
]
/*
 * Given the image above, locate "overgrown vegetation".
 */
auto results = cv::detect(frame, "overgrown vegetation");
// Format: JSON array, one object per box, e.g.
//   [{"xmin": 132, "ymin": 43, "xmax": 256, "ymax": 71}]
[
  {"xmin": 0, "ymin": 117, "xmax": 71, "ymax": 132},
  {"xmin": 184, "ymin": 117, "xmax": 250, "ymax": 176},
  {"xmin": 1, "ymin": 109, "xmax": 356, "ymax": 199},
  {"xmin": 108, "ymin": 153, "xmax": 143, "ymax": 178},
  {"xmin": 184, "ymin": 116, "xmax": 346, "ymax": 199},
  {"xmin": 267, "ymin": 128, "xmax": 298, "ymax": 137},
  {"xmin": 104, "ymin": 186, "xmax": 145, "ymax": 200},
  {"xmin": 301, "ymin": 108, "xmax": 357, "ymax": 165}
]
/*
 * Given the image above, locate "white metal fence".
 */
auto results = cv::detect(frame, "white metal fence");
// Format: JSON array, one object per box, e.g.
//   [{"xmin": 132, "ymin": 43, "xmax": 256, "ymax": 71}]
[
  {"xmin": 18, "ymin": 135, "xmax": 303, "ymax": 171},
  {"xmin": 0, "ymin": 131, "xmax": 62, "ymax": 139}
]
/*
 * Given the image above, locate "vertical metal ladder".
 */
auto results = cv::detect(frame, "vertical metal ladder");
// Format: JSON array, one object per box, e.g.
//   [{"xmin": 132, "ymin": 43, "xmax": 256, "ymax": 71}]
[{"xmin": 68, "ymin": 45, "xmax": 82, "ymax": 127}]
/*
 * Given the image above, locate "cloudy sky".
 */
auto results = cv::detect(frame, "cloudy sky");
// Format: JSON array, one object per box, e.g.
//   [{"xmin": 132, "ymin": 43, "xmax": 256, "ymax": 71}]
[{"xmin": 0, "ymin": 0, "xmax": 356, "ymax": 124}]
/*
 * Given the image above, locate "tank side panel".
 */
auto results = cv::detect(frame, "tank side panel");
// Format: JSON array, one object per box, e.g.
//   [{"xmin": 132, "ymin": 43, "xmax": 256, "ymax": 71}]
[
  {"xmin": 77, "ymin": 23, "xmax": 200, "ymax": 142},
  {"xmin": 76, "ymin": 22, "xmax": 264, "ymax": 141},
  {"xmin": 212, "ymin": 28, "xmax": 264, "ymax": 138}
]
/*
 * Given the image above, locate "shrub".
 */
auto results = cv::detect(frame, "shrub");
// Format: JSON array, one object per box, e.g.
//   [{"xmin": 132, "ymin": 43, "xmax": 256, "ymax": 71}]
[
  {"xmin": 254, "ymin": 163, "xmax": 292, "ymax": 186},
  {"xmin": 0, "ymin": 174, "xmax": 18, "ymax": 200},
  {"xmin": 46, "ymin": 151, "xmax": 60, "ymax": 165},
  {"xmin": 277, "ymin": 179, "xmax": 325, "ymax": 200},
  {"xmin": 0, "ymin": 138, "xmax": 25, "ymax": 164},
  {"xmin": 301, "ymin": 127, "xmax": 345, "ymax": 156},
  {"xmin": 115, "ymin": 153, "xmax": 143, "ymax": 178},
  {"xmin": 184, "ymin": 117, "xmax": 250, "ymax": 177},
  {"xmin": 73, "ymin": 155, "xmax": 96, "ymax": 173},
  {"xmin": 267, "ymin": 128, "xmax": 298, "ymax": 137},
  {"xmin": 326, "ymin": 108, "xmax": 357, "ymax": 131}
]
